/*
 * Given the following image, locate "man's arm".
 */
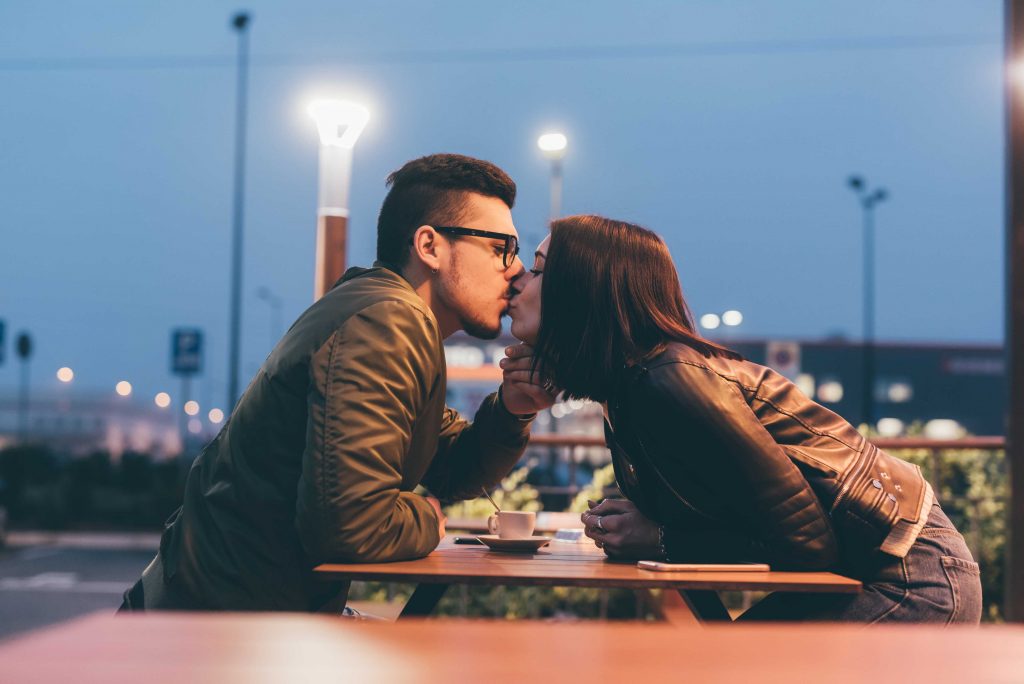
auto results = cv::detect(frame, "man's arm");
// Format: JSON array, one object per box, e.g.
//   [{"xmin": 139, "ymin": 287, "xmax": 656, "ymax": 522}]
[
  {"xmin": 420, "ymin": 344, "xmax": 558, "ymax": 501},
  {"xmin": 294, "ymin": 300, "xmax": 442, "ymax": 565},
  {"xmin": 419, "ymin": 388, "xmax": 533, "ymax": 501}
]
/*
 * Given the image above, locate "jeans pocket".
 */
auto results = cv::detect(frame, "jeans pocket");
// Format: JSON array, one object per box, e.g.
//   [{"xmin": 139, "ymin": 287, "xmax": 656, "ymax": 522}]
[{"xmin": 940, "ymin": 555, "xmax": 982, "ymax": 625}]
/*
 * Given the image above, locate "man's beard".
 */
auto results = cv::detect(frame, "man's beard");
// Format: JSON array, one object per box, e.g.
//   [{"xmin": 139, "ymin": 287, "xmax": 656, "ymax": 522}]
[
  {"xmin": 443, "ymin": 249, "xmax": 503, "ymax": 340},
  {"xmin": 461, "ymin": 312, "xmax": 502, "ymax": 340}
]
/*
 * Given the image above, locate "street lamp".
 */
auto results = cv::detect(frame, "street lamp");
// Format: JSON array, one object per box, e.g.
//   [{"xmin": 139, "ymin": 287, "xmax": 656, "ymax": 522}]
[
  {"xmin": 847, "ymin": 175, "xmax": 889, "ymax": 427},
  {"xmin": 537, "ymin": 132, "xmax": 567, "ymax": 222},
  {"xmin": 226, "ymin": 11, "xmax": 253, "ymax": 412},
  {"xmin": 699, "ymin": 313, "xmax": 721, "ymax": 330},
  {"xmin": 699, "ymin": 310, "xmax": 743, "ymax": 334},
  {"xmin": 16, "ymin": 332, "xmax": 32, "ymax": 441},
  {"xmin": 308, "ymin": 98, "xmax": 370, "ymax": 300},
  {"xmin": 721, "ymin": 310, "xmax": 743, "ymax": 327}
]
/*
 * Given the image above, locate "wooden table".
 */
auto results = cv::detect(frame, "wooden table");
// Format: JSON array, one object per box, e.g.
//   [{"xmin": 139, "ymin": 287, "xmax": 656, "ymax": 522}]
[
  {"xmin": 315, "ymin": 535, "xmax": 861, "ymax": 622},
  {"xmin": 1, "ymin": 611, "xmax": 1018, "ymax": 682}
]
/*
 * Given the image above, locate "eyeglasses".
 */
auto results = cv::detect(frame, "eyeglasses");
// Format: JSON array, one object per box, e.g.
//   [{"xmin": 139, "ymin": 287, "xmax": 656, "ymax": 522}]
[{"xmin": 434, "ymin": 226, "xmax": 520, "ymax": 270}]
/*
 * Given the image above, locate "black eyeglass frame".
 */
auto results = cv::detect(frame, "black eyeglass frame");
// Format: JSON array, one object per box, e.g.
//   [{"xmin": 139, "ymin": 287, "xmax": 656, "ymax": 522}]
[{"xmin": 434, "ymin": 226, "xmax": 520, "ymax": 270}]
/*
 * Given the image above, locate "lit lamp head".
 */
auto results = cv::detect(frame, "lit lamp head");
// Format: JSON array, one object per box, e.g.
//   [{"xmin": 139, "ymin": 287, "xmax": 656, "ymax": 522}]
[
  {"xmin": 308, "ymin": 99, "xmax": 370, "ymax": 149},
  {"xmin": 537, "ymin": 132, "xmax": 568, "ymax": 161}
]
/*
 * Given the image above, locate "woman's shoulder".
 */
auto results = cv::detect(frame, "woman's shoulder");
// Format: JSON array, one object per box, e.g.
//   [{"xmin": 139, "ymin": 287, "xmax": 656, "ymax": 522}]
[
  {"xmin": 643, "ymin": 342, "xmax": 746, "ymax": 379},
  {"xmin": 637, "ymin": 341, "xmax": 788, "ymax": 403},
  {"xmin": 630, "ymin": 343, "xmax": 744, "ymax": 400}
]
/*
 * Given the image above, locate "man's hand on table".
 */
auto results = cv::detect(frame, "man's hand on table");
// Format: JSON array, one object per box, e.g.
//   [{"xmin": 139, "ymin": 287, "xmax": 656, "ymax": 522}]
[
  {"xmin": 426, "ymin": 496, "xmax": 447, "ymax": 540},
  {"xmin": 498, "ymin": 344, "xmax": 558, "ymax": 416},
  {"xmin": 582, "ymin": 498, "xmax": 662, "ymax": 560}
]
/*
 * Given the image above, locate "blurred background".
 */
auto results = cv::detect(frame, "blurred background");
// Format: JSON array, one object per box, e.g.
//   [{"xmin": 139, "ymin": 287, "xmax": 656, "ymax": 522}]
[{"xmin": 0, "ymin": 1, "xmax": 1009, "ymax": 631}]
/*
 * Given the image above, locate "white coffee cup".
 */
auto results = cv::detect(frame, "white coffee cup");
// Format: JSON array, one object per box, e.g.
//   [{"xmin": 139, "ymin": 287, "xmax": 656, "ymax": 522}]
[{"xmin": 487, "ymin": 511, "xmax": 536, "ymax": 539}]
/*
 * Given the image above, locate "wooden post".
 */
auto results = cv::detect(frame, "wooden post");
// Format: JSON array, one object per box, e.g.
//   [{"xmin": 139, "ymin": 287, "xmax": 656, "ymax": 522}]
[{"xmin": 1005, "ymin": 0, "xmax": 1024, "ymax": 622}]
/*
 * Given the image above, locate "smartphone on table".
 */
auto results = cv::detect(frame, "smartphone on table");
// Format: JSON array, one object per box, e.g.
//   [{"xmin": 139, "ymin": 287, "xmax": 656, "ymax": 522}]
[{"xmin": 637, "ymin": 561, "xmax": 771, "ymax": 572}]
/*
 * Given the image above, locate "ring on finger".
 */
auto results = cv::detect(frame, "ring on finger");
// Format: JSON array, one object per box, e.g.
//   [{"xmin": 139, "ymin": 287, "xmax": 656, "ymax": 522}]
[{"xmin": 594, "ymin": 515, "xmax": 607, "ymax": 534}]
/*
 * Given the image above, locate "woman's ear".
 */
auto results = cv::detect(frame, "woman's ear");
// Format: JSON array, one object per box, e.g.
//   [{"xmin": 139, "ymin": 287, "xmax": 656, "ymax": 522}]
[{"xmin": 410, "ymin": 225, "xmax": 443, "ymax": 273}]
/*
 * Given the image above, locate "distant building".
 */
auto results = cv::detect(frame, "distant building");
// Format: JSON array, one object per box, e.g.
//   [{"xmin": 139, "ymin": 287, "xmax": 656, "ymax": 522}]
[
  {"xmin": 444, "ymin": 333, "xmax": 1007, "ymax": 437},
  {"xmin": 0, "ymin": 335, "xmax": 1005, "ymax": 457},
  {"xmin": 0, "ymin": 393, "xmax": 206, "ymax": 458}
]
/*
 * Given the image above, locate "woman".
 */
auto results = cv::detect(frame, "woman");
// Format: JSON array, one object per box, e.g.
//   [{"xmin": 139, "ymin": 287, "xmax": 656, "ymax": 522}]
[{"xmin": 505, "ymin": 215, "xmax": 982, "ymax": 623}]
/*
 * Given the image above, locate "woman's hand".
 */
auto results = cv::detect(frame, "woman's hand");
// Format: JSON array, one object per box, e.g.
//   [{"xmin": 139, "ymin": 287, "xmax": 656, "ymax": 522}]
[{"xmin": 581, "ymin": 498, "xmax": 662, "ymax": 560}]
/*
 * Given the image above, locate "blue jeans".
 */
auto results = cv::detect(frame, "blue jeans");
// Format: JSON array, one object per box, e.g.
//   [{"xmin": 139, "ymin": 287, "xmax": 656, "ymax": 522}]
[{"xmin": 738, "ymin": 503, "xmax": 983, "ymax": 624}]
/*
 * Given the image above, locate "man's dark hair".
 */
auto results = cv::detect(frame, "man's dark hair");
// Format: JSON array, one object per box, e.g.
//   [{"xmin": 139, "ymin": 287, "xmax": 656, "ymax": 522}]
[{"xmin": 376, "ymin": 153, "xmax": 517, "ymax": 270}]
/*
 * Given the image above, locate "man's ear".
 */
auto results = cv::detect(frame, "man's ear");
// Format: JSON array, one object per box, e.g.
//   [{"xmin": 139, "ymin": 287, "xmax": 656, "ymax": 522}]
[{"xmin": 411, "ymin": 225, "xmax": 444, "ymax": 273}]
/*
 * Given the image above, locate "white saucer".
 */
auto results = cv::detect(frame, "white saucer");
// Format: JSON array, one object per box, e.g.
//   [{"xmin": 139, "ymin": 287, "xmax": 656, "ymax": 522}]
[{"xmin": 476, "ymin": 535, "xmax": 552, "ymax": 552}]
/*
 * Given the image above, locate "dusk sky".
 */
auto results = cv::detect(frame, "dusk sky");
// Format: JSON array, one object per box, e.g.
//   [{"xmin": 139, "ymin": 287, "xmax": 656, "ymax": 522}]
[{"xmin": 0, "ymin": 1, "xmax": 1005, "ymax": 412}]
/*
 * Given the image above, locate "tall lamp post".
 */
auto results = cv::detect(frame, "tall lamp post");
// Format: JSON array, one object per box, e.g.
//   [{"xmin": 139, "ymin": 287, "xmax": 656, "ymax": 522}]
[
  {"xmin": 308, "ymin": 99, "xmax": 369, "ymax": 301},
  {"xmin": 15, "ymin": 332, "xmax": 32, "ymax": 442},
  {"xmin": 537, "ymin": 132, "xmax": 567, "ymax": 222},
  {"xmin": 847, "ymin": 176, "xmax": 888, "ymax": 428},
  {"xmin": 226, "ymin": 11, "xmax": 252, "ymax": 411}
]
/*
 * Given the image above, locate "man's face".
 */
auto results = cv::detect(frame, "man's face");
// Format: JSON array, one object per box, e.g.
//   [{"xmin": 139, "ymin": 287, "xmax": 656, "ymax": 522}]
[
  {"xmin": 435, "ymin": 193, "xmax": 522, "ymax": 339},
  {"xmin": 508, "ymin": 234, "xmax": 548, "ymax": 345}
]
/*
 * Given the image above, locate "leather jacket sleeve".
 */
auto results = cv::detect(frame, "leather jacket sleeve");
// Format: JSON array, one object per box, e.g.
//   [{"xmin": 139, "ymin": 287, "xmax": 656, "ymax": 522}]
[
  {"xmin": 295, "ymin": 300, "xmax": 442, "ymax": 565},
  {"xmin": 420, "ymin": 389, "xmax": 533, "ymax": 501},
  {"xmin": 635, "ymin": 360, "xmax": 840, "ymax": 570}
]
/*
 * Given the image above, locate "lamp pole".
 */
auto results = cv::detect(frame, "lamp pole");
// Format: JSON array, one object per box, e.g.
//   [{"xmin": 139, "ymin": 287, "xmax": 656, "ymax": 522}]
[
  {"xmin": 15, "ymin": 332, "xmax": 32, "ymax": 442},
  {"xmin": 537, "ymin": 133, "xmax": 568, "ymax": 222},
  {"xmin": 226, "ymin": 11, "xmax": 251, "ymax": 411},
  {"xmin": 308, "ymin": 99, "xmax": 369, "ymax": 300},
  {"xmin": 847, "ymin": 176, "xmax": 888, "ymax": 429}
]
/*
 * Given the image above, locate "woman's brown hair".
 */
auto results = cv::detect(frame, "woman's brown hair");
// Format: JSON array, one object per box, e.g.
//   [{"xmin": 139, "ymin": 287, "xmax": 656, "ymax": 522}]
[{"xmin": 533, "ymin": 215, "xmax": 741, "ymax": 402}]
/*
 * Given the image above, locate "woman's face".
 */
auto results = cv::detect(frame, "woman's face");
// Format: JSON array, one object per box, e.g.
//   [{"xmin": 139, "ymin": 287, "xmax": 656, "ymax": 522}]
[{"xmin": 508, "ymin": 235, "xmax": 549, "ymax": 344}]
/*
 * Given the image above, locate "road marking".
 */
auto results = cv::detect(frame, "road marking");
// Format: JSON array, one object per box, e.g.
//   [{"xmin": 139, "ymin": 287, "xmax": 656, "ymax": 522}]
[{"xmin": 0, "ymin": 572, "xmax": 127, "ymax": 594}]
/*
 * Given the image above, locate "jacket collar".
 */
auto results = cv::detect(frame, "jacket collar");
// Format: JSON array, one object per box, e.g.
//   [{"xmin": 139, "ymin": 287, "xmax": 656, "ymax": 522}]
[{"xmin": 333, "ymin": 261, "xmax": 418, "ymax": 295}]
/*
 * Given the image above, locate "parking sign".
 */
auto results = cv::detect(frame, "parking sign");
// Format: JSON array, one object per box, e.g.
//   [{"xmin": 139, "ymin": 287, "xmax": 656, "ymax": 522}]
[{"xmin": 172, "ymin": 328, "xmax": 203, "ymax": 376}]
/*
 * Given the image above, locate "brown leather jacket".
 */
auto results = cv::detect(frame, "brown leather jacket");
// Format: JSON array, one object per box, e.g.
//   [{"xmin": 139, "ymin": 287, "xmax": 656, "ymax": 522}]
[{"xmin": 605, "ymin": 342, "xmax": 931, "ymax": 574}]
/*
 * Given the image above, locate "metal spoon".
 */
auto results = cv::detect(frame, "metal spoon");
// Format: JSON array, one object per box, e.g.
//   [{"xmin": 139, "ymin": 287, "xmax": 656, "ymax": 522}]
[{"xmin": 481, "ymin": 487, "xmax": 501, "ymax": 512}]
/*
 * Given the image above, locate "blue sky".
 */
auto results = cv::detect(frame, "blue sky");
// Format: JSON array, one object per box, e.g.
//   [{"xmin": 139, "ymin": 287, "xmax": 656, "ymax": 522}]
[{"xmin": 0, "ymin": 1, "xmax": 1005, "ymax": 410}]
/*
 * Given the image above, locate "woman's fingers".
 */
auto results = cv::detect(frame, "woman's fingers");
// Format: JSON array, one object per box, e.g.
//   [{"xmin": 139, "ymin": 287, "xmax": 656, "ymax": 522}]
[
  {"xmin": 589, "ymin": 498, "xmax": 635, "ymax": 516},
  {"xmin": 501, "ymin": 369, "xmax": 541, "ymax": 384},
  {"xmin": 507, "ymin": 343, "xmax": 535, "ymax": 356},
  {"xmin": 499, "ymin": 355, "xmax": 536, "ymax": 371}
]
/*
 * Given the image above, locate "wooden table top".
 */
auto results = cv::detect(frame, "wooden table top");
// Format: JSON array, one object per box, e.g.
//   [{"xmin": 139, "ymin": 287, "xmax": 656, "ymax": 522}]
[
  {"xmin": 315, "ymin": 536, "xmax": 862, "ymax": 594},
  {"xmin": 0, "ymin": 611, "xmax": 1018, "ymax": 683}
]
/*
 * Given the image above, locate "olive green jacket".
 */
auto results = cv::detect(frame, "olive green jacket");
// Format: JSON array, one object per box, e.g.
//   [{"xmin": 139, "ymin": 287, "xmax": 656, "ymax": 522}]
[{"xmin": 149, "ymin": 264, "xmax": 532, "ymax": 611}]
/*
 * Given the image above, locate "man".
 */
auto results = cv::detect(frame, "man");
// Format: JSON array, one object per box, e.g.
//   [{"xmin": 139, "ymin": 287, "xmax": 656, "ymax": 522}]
[{"xmin": 122, "ymin": 153, "xmax": 553, "ymax": 611}]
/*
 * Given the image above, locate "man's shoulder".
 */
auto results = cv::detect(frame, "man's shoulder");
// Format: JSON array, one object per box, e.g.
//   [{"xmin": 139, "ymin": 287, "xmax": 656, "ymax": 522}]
[
  {"xmin": 330, "ymin": 267, "xmax": 432, "ymax": 320},
  {"xmin": 269, "ymin": 268, "xmax": 438, "ymax": 371},
  {"xmin": 304, "ymin": 268, "xmax": 436, "ymax": 336}
]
